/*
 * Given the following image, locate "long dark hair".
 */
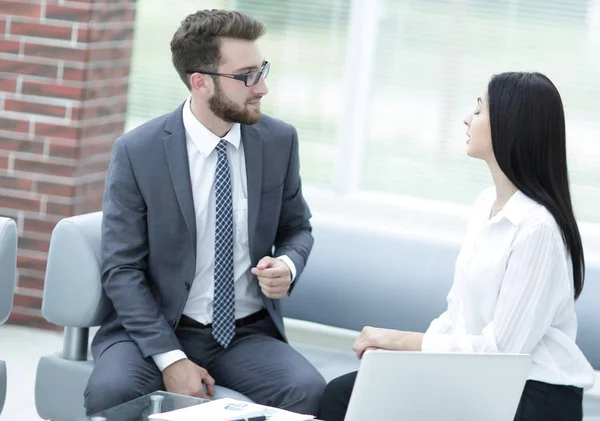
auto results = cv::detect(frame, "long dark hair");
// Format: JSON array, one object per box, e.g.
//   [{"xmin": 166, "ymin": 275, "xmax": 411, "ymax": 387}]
[{"xmin": 487, "ymin": 72, "xmax": 585, "ymax": 299}]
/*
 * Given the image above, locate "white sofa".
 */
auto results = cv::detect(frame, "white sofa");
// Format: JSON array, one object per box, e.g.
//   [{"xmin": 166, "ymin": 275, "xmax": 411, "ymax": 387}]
[
  {"xmin": 33, "ymin": 212, "xmax": 600, "ymax": 420},
  {"xmin": 0, "ymin": 217, "xmax": 18, "ymax": 415}
]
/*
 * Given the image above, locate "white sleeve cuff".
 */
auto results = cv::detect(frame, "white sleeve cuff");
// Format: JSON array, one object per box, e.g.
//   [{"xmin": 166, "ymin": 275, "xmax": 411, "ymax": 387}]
[
  {"xmin": 152, "ymin": 350, "xmax": 187, "ymax": 372},
  {"xmin": 276, "ymin": 255, "xmax": 297, "ymax": 282}
]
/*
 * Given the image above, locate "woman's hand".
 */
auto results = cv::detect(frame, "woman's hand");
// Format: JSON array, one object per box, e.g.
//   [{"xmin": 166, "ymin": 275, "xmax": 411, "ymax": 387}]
[{"xmin": 352, "ymin": 327, "xmax": 424, "ymax": 359}]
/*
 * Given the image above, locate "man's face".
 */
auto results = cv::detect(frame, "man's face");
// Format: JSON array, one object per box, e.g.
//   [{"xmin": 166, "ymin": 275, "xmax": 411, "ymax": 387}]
[{"xmin": 208, "ymin": 38, "xmax": 269, "ymax": 125}]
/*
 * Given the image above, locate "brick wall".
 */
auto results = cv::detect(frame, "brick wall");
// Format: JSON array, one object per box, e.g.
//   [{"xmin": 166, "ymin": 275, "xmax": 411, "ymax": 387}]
[{"xmin": 0, "ymin": 0, "xmax": 137, "ymax": 328}]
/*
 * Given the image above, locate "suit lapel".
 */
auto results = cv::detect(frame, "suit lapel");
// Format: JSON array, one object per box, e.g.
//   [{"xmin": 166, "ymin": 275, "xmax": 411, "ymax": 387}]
[
  {"xmin": 163, "ymin": 103, "xmax": 197, "ymax": 251},
  {"xmin": 242, "ymin": 124, "xmax": 263, "ymax": 258}
]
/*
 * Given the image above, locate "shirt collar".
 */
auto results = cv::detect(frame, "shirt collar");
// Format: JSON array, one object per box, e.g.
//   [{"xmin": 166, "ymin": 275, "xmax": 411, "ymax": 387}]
[
  {"xmin": 182, "ymin": 96, "xmax": 241, "ymax": 156},
  {"xmin": 487, "ymin": 188, "xmax": 540, "ymax": 226}
]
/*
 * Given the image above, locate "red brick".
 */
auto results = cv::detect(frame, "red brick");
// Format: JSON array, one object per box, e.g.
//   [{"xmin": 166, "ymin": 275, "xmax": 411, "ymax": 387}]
[
  {"xmin": 81, "ymin": 119, "xmax": 125, "ymax": 140},
  {"xmin": 10, "ymin": 21, "xmax": 73, "ymax": 41},
  {"xmin": 45, "ymin": 4, "xmax": 92, "ymax": 22},
  {"xmin": 14, "ymin": 158, "xmax": 75, "ymax": 177},
  {"xmin": 62, "ymin": 66, "xmax": 86, "ymax": 82},
  {"xmin": 23, "ymin": 42, "xmax": 86, "ymax": 62},
  {"xmin": 0, "ymin": 195, "xmax": 41, "ymax": 213},
  {"xmin": 45, "ymin": 136, "xmax": 78, "ymax": 148},
  {"xmin": 37, "ymin": 180, "xmax": 76, "ymax": 197},
  {"xmin": 36, "ymin": 122, "xmax": 79, "ymax": 140},
  {"xmin": 75, "ymin": 104, "xmax": 106, "ymax": 120},
  {"xmin": 0, "ymin": 40, "xmax": 21, "ymax": 55},
  {"xmin": 76, "ymin": 26, "xmax": 88, "ymax": 43},
  {"xmin": 84, "ymin": 63, "xmax": 131, "ymax": 82},
  {"xmin": 76, "ymin": 158, "xmax": 110, "ymax": 177},
  {"xmin": 86, "ymin": 25, "xmax": 134, "ymax": 43},
  {"xmin": 0, "ymin": 75, "xmax": 18, "ymax": 93},
  {"xmin": 12, "ymin": 293, "xmax": 43, "ymax": 310},
  {"xmin": 74, "ymin": 184, "xmax": 105, "ymax": 210},
  {"xmin": 0, "ymin": 18, "xmax": 5, "ymax": 35},
  {"xmin": 23, "ymin": 216, "xmax": 58, "ymax": 236},
  {"xmin": 16, "ymin": 273, "xmax": 45, "ymax": 291},
  {"xmin": 0, "ymin": 2, "xmax": 42, "ymax": 19},
  {"xmin": 93, "ymin": 6, "xmax": 135, "ymax": 24},
  {"xmin": 19, "ymin": 236, "xmax": 50, "ymax": 253},
  {"xmin": 22, "ymin": 80, "xmax": 83, "ymax": 100},
  {"xmin": 0, "ymin": 137, "xmax": 44, "ymax": 154},
  {"xmin": 5, "ymin": 99, "xmax": 67, "ymax": 118},
  {"xmin": 0, "ymin": 117, "xmax": 30, "ymax": 134},
  {"xmin": 74, "ymin": 196, "xmax": 102, "ymax": 214},
  {"xmin": 79, "ymin": 139, "xmax": 113, "ymax": 159},
  {"xmin": 48, "ymin": 141, "xmax": 78, "ymax": 159},
  {"xmin": 87, "ymin": 46, "xmax": 133, "ymax": 63},
  {"xmin": 46, "ymin": 201, "xmax": 73, "ymax": 217},
  {"xmin": 0, "ymin": 175, "xmax": 33, "ymax": 191},
  {"xmin": 83, "ymin": 83, "xmax": 130, "ymax": 102},
  {"xmin": 75, "ymin": 177, "xmax": 105, "ymax": 193},
  {"xmin": 0, "ymin": 156, "xmax": 8, "ymax": 170},
  {"xmin": 74, "ymin": 102, "xmax": 126, "ymax": 120},
  {"xmin": 0, "ymin": 58, "xmax": 57, "ymax": 78}
]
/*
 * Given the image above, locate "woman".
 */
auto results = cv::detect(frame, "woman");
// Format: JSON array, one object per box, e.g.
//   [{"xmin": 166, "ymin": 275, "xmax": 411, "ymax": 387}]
[{"xmin": 318, "ymin": 72, "xmax": 595, "ymax": 421}]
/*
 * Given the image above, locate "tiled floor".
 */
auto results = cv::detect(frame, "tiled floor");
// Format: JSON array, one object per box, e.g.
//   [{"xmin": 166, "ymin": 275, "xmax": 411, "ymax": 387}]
[{"xmin": 0, "ymin": 324, "xmax": 63, "ymax": 420}]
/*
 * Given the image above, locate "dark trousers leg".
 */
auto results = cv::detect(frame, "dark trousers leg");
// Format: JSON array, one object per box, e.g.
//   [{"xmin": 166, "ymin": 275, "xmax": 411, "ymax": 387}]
[
  {"xmin": 177, "ymin": 315, "xmax": 326, "ymax": 416},
  {"xmin": 84, "ymin": 341, "xmax": 163, "ymax": 415},
  {"xmin": 85, "ymin": 315, "xmax": 325, "ymax": 416},
  {"xmin": 513, "ymin": 380, "xmax": 583, "ymax": 421},
  {"xmin": 318, "ymin": 371, "xmax": 357, "ymax": 421}
]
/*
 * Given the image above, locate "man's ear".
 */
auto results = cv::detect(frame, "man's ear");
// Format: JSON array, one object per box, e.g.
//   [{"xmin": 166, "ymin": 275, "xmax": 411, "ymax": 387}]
[{"xmin": 189, "ymin": 73, "xmax": 211, "ymax": 92}]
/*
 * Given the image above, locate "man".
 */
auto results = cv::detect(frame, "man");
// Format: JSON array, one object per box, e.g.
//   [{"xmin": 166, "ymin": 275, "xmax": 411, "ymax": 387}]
[{"xmin": 84, "ymin": 9, "xmax": 325, "ymax": 416}]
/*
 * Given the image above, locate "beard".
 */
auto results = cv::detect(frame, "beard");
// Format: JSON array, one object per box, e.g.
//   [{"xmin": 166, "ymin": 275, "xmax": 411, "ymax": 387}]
[{"xmin": 208, "ymin": 79, "xmax": 262, "ymax": 125}]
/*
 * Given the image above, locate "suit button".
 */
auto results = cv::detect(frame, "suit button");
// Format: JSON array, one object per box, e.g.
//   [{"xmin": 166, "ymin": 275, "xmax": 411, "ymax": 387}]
[{"xmin": 184, "ymin": 282, "xmax": 191, "ymax": 291}]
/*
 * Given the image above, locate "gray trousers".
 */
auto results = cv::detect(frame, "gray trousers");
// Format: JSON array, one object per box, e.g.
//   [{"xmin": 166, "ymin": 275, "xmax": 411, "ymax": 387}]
[{"xmin": 84, "ymin": 314, "xmax": 326, "ymax": 416}]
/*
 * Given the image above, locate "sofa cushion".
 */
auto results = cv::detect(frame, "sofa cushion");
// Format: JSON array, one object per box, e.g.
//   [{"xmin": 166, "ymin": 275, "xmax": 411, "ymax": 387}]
[{"xmin": 285, "ymin": 217, "xmax": 600, "ymax": 369}]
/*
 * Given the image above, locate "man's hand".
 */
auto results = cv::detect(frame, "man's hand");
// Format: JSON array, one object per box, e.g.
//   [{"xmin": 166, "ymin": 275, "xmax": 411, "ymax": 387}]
[
  {"xmin": 162, "ymin": 359, "xmax": 215, "ymax": 399},
  {"xmin": 251, "ymin": 256, "xmax": 292, "ymax": 299}
]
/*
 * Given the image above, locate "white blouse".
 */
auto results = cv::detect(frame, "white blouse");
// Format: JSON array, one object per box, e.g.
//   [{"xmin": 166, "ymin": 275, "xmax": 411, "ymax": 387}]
[{"xmin": 421, "ymin": 187, "xmax": 595, "ymax": 389}]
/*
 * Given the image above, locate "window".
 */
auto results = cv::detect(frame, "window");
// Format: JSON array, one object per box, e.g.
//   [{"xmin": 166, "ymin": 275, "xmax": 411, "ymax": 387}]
[
  {"xmin": 126, "ymin": 0, "xmax": 600, "ymax": 225},
  {"xmin": 362, "ymin": 0, "xmax": 600, "ymax": 223},
  {"xmin": 126, "ymin": 0, "xmax": 352, "ymax": 186}
]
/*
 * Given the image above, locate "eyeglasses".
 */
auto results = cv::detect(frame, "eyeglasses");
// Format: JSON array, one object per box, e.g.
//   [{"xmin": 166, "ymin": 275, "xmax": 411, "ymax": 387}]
[{"xmin": 185, "ymin": 61, "xmax": 270, "ymax": 87}]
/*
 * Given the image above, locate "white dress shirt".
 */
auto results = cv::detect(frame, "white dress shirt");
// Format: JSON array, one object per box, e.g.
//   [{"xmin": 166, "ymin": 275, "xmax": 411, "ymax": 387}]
[
  {"xmin": 422, "ymin": 187, "xmax": 595, "ymax": 389},
  {"xmin": 153, "ymin": 98, "xmax": 296, "ymax": 371}
]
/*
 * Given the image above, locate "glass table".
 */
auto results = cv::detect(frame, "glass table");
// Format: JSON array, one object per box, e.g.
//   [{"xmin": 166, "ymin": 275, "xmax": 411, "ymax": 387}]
[
  {"xmin": 85, "ymin": 391, "xmax": 208, "ymax": 421},
  {"xmin": 84, "ymin": 390, "xmax": 323, "ymax": 421}
]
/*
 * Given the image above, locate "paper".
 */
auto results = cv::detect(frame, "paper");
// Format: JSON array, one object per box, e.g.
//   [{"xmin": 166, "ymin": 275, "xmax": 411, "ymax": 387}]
[{"xmin": 148, "ymin": 397, "xmax": 315, "ymax": 421}]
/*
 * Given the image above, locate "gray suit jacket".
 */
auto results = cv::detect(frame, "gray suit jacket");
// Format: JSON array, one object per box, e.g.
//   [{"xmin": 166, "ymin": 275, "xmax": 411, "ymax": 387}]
[{"xmin": 92, "ymin": 103, "xmax": 313, "ymax": 360}]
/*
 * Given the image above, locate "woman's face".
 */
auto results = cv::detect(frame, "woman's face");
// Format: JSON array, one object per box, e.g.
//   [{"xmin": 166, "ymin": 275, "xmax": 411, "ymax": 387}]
[{"xmin": 464, "ymin": 92, "xmax": 494, "ymax": 161}]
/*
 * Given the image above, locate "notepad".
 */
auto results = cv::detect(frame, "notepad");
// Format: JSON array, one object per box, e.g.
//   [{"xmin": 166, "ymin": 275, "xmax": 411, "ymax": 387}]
[{"xmin": 148, "ymin": 397, "xmax": 315, "ymax": 421}]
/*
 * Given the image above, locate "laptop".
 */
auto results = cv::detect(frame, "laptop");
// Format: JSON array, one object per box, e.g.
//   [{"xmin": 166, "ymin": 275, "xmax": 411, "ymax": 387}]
[{"xmin": 344, "ymin": 349, "xmax": 532, "ymax": 421}]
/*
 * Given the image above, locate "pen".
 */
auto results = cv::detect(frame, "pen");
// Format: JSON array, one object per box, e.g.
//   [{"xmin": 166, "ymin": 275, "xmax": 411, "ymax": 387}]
[{"xmin": 227, "ymin": 416, "xmax": 269, "ymax": 421}]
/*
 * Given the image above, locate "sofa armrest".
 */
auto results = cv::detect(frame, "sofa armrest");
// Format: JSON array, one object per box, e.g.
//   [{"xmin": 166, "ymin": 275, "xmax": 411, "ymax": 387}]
[
  {"xmin": 42, "ymin": 213, "xmax": 110, "ymax": 328},
  {"xmin": 283, "ymin": 317, "xmax": 359, "ymax": 351},
  {"xmin": 0, "ymin": 360, "xmax": 6, "ymax": 415},
  {"xmin": 0, "ymin": 218, "xmax": 17, "ymax": 324}
]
